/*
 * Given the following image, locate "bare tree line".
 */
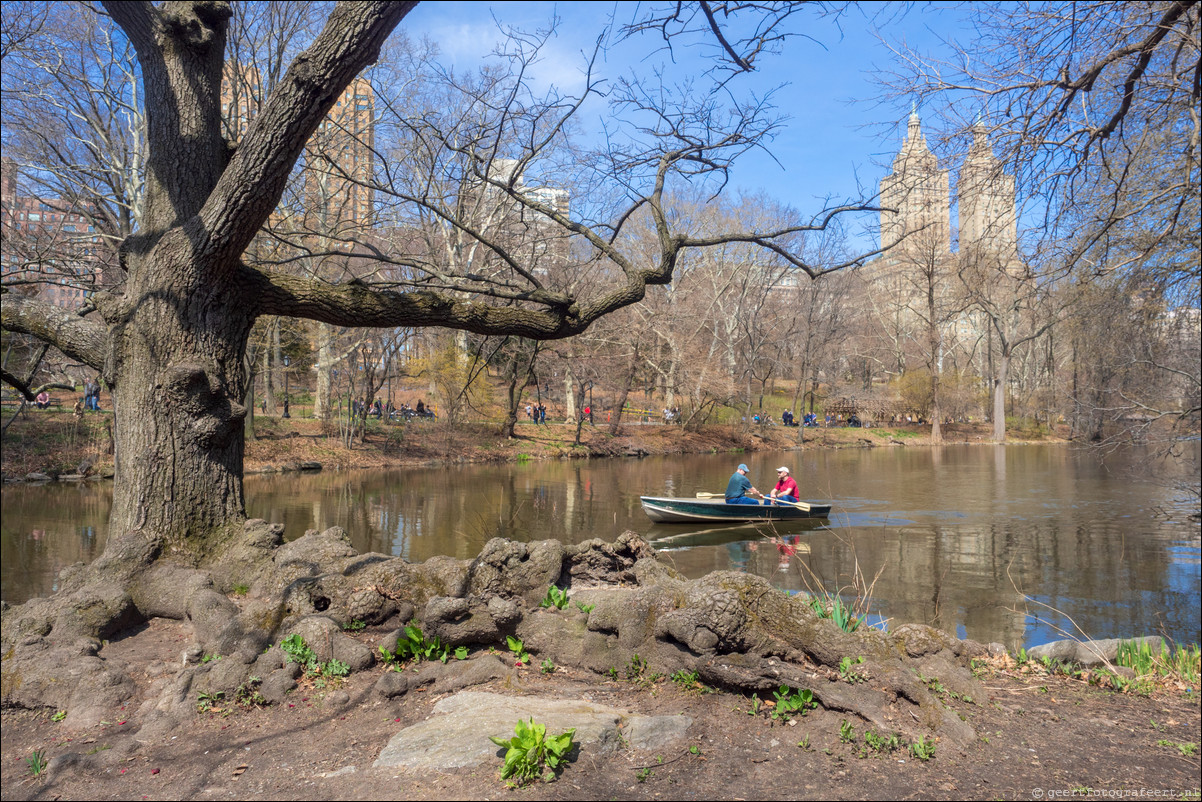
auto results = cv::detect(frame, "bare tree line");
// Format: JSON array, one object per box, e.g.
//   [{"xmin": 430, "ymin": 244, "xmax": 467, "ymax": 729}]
[{"xmin": 3, "ymin": 1, "xmax": 1196, "ymax": 457}]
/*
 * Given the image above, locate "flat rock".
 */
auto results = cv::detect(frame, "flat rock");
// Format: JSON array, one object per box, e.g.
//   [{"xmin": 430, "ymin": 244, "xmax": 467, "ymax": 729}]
[
  {"xmin": 374, "ymin": 691, "xmax": 692, "ymax": 771},
  {"xmin": 1027, "ymin": 635, "xmax": 1165, "ymax": 667}
]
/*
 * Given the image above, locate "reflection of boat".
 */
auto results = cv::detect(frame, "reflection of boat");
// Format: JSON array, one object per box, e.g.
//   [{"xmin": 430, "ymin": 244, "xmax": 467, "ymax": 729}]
[
  {"xmin": 640, "ymin": 496, "xmax": 832, "ymax": 523},
  {"xmin": 647, "ymin": 519, "xmax": 824, "ymax": 550}
]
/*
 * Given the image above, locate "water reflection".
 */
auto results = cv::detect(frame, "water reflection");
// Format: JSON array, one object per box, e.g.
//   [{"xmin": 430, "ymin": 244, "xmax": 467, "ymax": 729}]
[{"xmin": 2, "ymin": 444, "xmax": 1198, "ymax": 650}]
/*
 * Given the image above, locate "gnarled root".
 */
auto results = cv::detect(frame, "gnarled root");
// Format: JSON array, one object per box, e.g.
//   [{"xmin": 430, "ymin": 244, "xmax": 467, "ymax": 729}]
[{"xmin": 2, "ymin": 526, "xmax": 988, "ymax": 751}]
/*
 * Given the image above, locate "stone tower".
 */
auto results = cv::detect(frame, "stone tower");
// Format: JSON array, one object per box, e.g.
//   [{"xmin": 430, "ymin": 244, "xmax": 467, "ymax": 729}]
[
  {"xmin": 879, "ymin": 110, "xmax": 951, "ymax": 259},
  {"xmin": 958, "ymin": 123, "xmax": 1017, "ymax": 259}
]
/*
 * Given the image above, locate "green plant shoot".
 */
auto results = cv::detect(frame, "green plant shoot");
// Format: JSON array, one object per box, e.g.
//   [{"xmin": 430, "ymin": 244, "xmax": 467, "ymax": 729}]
[{"xmin": 490, "ymin": 718, "xmax": 576, "ymax": 785}]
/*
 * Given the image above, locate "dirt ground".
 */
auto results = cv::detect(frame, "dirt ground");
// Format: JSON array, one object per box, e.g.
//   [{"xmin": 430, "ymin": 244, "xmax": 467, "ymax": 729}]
[{"xmin": 3, "ymin": 617, "xmax": 1198, "ymax": 801}]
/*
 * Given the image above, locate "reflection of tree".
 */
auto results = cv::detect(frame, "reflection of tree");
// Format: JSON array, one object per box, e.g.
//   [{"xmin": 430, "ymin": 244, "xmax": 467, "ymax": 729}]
[{"xmin": 7, "ymin": 446, "xmax": 1184, "ymax": 645}]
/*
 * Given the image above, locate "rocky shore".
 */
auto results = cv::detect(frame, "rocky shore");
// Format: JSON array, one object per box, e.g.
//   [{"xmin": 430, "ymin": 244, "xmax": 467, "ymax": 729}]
[{"xmin": 2, "ymin": 528, "xmax": 1196, "ymax": 801}]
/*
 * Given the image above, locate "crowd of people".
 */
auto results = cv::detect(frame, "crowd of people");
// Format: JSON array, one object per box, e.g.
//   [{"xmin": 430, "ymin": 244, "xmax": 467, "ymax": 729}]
[
  {"xmin": 342, "ymin": 398, "xmax": 439, "ymax": 421},
  {"xmin": 777, "ymin": 410, "xmax": 862, "ymax": 427}
]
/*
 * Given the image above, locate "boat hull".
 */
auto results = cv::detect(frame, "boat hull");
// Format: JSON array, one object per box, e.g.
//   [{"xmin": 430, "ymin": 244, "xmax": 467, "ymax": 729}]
[{"xmin": 640, "ymin": 496, "xmax": 831, "ymax": 523}]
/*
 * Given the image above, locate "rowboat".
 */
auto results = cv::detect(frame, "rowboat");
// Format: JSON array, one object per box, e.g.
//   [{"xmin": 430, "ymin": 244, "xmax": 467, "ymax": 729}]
[{"xmin": 639, "ymin": 495, "xmax": 832, "ymax": 523}]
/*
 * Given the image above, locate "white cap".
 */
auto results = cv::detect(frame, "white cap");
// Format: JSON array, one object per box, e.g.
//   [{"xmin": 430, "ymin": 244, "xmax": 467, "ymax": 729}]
[{"xmin": 776, "ymin": 466, "xmax": 790, "ymax": 473}]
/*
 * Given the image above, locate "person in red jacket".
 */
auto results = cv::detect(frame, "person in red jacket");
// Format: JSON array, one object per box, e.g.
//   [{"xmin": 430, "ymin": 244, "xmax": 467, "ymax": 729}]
[{"xmin": 766, "ymin": 466, "xmax": 799, "ymax": 504}]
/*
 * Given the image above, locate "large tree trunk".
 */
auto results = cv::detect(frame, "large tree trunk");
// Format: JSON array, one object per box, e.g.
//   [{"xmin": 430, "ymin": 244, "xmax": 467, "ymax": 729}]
[
  {"xmin": 992, "ymin": 350, "xmax": 1010, "ymax": 443},
  {"xmin": 264, "ymin": 318, "xmax": 279, "ymax": 415},
  {"xmin": 107, "ymin": 270, "xmax": 253, "ymax": 557},
  {"xmin": 502, "ymin": 374, "xmax": 521, "ymax": 439},
  {"xmin": 314, "ymin": 322, "xmax": 334, "ymax": 420},
  {"xmin": 501, "ymin": 343, "xmax": 536, "ymax": 439},
  {"xmin": 609, "ymin": 343, "xmax": 640, "ymax": 436},
  {"xmin": 931, "ymin": 372, "xmax": 943, "ymax": 442},
  {"xmin": 564, "ymin": 365, "xmax": 576, "ymax": 424}
]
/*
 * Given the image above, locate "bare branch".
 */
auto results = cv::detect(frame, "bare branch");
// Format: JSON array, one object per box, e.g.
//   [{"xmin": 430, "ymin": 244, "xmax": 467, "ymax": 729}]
[
  {"xmin": 0, "ymin": 292, "xmax": 110, "ymax": 373},
  {"xmin": 200, "ymin": 1, "xmax": 416, "ymax": 273}
]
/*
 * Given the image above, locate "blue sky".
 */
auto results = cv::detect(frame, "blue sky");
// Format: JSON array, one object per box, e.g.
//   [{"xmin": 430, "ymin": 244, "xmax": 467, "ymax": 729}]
[{"xmin": 403, "ymin": 2, "xmax": 972, "ymax": 244}]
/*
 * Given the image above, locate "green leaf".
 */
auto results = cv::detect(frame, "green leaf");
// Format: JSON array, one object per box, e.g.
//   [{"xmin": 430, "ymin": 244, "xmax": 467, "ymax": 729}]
[{"xmin": 546, "ymin": 729, "xmax": 576, "ymax": 755}]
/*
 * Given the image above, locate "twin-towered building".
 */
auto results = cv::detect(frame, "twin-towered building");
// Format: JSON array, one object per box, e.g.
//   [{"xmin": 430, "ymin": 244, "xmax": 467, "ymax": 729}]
[
  {"xmin": 879, "ymin": 109, "xmax": 1018, "ymax": 265},
  {"xmin": 868, "ymin": 110, "xmax": 1024, "ymax": 361}
]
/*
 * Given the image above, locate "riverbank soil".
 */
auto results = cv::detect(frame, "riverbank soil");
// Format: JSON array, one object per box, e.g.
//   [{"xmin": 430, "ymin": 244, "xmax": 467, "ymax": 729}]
[
  {"xmin": 1, "ymin": 403, "xmax": 1061, "ymax": 480},
  {"xmin": 1, "ymin": 618, "xmax": 1198, "ymax": 801}
]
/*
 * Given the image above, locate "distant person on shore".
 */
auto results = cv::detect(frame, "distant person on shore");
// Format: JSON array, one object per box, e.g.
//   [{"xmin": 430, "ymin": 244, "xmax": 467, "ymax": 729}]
[
  {"xmin": 765, "ymin": 466, "xmax": 799, "ymax": 505},
  {"xmin": 724, "ymin": 463, "xmax": 761, "ymax": 505}
]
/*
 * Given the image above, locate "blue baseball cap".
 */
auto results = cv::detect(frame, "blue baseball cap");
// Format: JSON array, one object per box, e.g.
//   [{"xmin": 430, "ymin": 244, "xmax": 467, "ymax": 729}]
[{"xmin": 737, "ymin": 464, "xmax": 749, "ymax": 472}]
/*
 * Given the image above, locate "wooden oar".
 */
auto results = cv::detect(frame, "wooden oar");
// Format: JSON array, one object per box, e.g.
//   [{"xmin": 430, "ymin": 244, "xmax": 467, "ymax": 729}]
[
  {"xmin": 695, "ymin": 491, "xmax": 812, "ymax": 512},
  {"xmin": 767, "ymin": 497, "xmax": 813, "ymax": 512}
]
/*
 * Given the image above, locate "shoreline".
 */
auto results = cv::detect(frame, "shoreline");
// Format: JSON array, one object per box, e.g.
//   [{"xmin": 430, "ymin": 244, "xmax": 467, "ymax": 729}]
[
  {"xmin": 2, "ymin": 410, "xmax": 1069, "ymax": 483},
  {"xmin": 1, "ymin": 548, "xmax": 1197, "ymax": 801}
]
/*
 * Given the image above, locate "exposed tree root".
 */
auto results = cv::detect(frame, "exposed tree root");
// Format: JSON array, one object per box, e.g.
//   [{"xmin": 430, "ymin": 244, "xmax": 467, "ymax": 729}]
[{"xmin": 2, "ymin": 523, "xmax": 990, "ymax": 749}]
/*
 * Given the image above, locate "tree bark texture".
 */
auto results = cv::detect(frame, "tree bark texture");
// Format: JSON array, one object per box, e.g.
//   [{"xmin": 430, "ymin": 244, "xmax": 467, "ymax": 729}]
[
  {"xmin": 992, "ymin": 351, "xmax": 1010, "ymax": 443},
  {"xmin": 86, "ymin": 1, "xmax": 415, "ymax": 551},
  {"xmin": 315, "ymin": 323, "xmax": 334, "ymax": 421},
  {"xmin": 107, "ymin": 279, "xmax": 254, "ymax": 549}
]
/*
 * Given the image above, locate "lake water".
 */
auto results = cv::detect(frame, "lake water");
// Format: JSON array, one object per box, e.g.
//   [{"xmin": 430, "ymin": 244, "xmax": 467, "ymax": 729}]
[{"xmin": 3, "ymin": 442, "xmax": 1198, "ymax": 650}]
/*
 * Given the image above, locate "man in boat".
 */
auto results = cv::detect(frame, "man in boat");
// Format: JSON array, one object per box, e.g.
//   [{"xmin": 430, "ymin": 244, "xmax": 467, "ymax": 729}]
[
  {"xmin": 724, "ymin": 464, "xmax": 762, "ymax": 505},
  {"xmin": 765, "ymin": 466, "xmax": 800, "ymax": 505}
]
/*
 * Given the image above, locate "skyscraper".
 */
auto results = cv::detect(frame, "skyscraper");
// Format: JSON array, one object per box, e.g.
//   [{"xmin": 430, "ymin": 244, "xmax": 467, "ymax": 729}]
[
  {"xmin": 879, "ymin": 110, "xmax": 951, "ymax": 260},
  {"xmin": 958, "ymin": 123, "xmax": 1017, "ymax": 260},
  {"xmin": 304, "ymin": 77, "xmax": 376, "ymax": 237},
  {"xmin": 877, "ymin": 111, "xmax": 1017, "ymax": 264}
]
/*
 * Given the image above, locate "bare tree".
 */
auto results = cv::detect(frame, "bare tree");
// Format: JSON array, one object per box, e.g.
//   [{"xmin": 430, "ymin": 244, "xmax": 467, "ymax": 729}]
[
  {"xmin": 0, "ymin": 0, "xmax": 48, "ymax": 63},
  {"xmin": 1, "ymin": 1, "xmax": 897, "ymax": 726},
  {"xmin": 880, "ymin": 0, "xmax": 1200, "ymax": 440},
  {"xmin": 782, "ymin": 261, "xmax": 855, "ymax": 427}
]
